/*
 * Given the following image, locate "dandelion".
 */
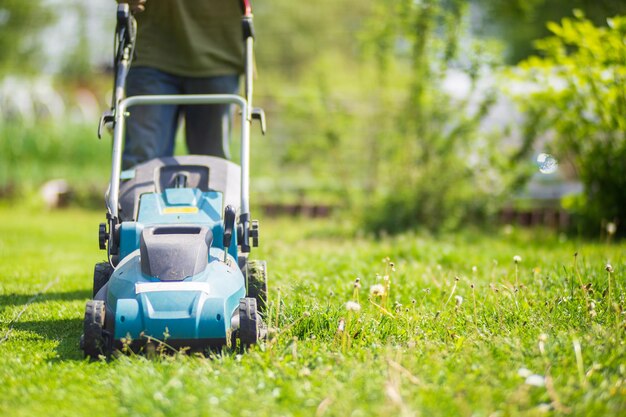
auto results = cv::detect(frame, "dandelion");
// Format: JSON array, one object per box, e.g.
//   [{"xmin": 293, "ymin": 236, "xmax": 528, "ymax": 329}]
[
  {"xmin": 472, "ymin": 266, "xmax": 477, "ymax": 273},
  {"xmin": 607, "ymin": 222, "xmax": 616, "ymax": 236},
  {"xmin": 352, "ymin": 277, "xmax": 361, "ymax": 303},
  {"xmin": 370, "ymin": 284, "xmax": 385, "ymax": 297},
  {"xmin": 606, "ymin": 263, "xmax": 615, "ymax": 315},
  {"xmin": 345, "ymin": 301, "xmax": 361, "ymax": 312},
  {"xmin": 337, "ymin": 318, "xmax": 345, "ymax": 333},
  {"xmin": 538, "ymin": 333, "xmax": 547, "ymax": 355},
  {"xmin": 513, "ymin": 255, "xmax": 522, "ymax": 292},
  {"xmin": 525, "ymin": 374, "xmax": 546, "ymax": 387},
  {"xmin": 455, "ymin": 295, "xmax": 463, "ymax": 307}
]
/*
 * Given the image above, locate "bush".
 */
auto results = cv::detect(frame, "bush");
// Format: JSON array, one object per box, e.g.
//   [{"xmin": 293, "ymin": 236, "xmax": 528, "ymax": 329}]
[
  {"xmin": 0, "ymin": 121, "xmax": 110, "ymax": 197},
  {"xmin": 359, "ymin": 0, "xmax": 523, "ymax": 234},
  {"xmin": 513, "ymin": 11, "xmax": 626, "ymax": 236}
]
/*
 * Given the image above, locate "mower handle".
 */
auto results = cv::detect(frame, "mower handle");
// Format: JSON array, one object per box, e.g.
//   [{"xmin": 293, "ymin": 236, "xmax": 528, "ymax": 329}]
[{"xmin": 108, "ymin": 94, "xmax": 252, "ymax": 234}]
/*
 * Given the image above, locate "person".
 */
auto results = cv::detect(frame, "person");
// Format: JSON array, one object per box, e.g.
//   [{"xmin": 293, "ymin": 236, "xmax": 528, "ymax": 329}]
[{"xmin": 116, "ymin": 0, "xmax": 245, "ymax": 169}]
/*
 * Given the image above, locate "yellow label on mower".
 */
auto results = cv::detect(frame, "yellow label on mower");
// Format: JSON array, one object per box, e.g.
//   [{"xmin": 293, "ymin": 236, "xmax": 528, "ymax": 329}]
[{"xmin": 163, "ymin": 206, "xmax": 199, "ymax": 214}]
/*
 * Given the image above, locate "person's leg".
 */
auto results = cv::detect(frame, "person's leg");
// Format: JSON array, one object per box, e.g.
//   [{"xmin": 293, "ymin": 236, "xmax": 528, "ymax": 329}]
[
  {"xmin": 123, "ymin": 67, "xmax": 183, "ymax": 169},
  {"xmin": 182, "ymin": 74, "xmax": 240, "ymax": 159}
]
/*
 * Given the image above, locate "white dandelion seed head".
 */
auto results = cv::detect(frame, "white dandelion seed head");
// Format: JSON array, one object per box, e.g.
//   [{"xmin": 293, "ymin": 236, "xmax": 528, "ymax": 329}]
[
  {"xmin": 472, "ymin": 266, "xmax": 478, "ymax": 273},
  {"xmin": 517, "ymin": 367, "xmax": 533, "ymax": 378},
  {"xmin": 513, "ymin": 255, "xmax": 522, "ymax": 264},
  {"xmin": 525, "ymin": 374, "xmax": 545, "ymax": 387},
  {"xmin": 455, "ymin": 295, "xmax": 463, "ymax": 306},
  {"xmin": 337, "ymin": 319, "xmax": 345, "ymax": 332},
  {"xmin": 345, "ymin": 301, "xmax": 361, "ymax": 312},
  {"xmin": 605, "ymin": 263, "xmax": 614, "ymax": 273},
  {"xmin": 607, "ymin": 222, "xmax": 617, "ymax": 235},
  {"xmin": 370, "ymin": 284, "xmax": 386, "ymax": 296}
]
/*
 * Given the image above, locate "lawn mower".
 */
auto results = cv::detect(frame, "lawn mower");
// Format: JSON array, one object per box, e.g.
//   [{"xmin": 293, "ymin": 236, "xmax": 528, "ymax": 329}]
[{"xmin": 81, "ymin": 1, "xmax": 267, "ymax": 358}]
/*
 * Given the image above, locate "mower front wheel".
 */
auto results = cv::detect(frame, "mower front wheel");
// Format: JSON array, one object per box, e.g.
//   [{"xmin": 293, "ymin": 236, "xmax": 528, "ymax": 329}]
[
  {"xmin": 82, "ymin": 300, "xmax": 110, "ymax": 359},
  {"xmin": 245, "ymin": 260, "xmax": 267, "ymax": 312},
  {"xmin": 92, "ymin": 262, "xmax": 113, "ymax": 297},
  {"xmin": 239, "ymin": 297, "xmax": 260, "ymax": 347}
]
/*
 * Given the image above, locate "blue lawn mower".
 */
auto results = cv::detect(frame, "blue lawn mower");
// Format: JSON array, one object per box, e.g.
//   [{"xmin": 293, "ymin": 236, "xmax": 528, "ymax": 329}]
[{"xmin": 81, "ymin": 2, "xmax": 267, "ymax": 358}]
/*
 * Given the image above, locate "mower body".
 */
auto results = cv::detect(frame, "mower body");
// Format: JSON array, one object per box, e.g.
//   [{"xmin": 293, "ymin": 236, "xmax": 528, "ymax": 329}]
[{"xmin": 94, "ymin": 157, "xmax": 246, "ymax": 348}]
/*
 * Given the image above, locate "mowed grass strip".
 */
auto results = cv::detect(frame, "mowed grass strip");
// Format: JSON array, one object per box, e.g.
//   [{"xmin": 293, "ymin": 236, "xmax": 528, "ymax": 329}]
[{"xmin": 0, "ymin": 204, "xmax": 624, "ymax": 416}]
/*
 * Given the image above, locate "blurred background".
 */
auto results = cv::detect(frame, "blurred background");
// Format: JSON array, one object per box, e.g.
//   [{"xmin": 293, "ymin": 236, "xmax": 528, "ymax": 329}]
[{"xmin": 0, "ymin": 0, "xmax": 625, "ymax": 237}]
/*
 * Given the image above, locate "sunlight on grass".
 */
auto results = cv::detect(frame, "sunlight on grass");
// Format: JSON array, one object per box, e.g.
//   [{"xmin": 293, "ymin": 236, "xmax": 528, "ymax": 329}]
[{"xmin": 0, "ymin": 206, "xmax": 624, "ymax": 416}]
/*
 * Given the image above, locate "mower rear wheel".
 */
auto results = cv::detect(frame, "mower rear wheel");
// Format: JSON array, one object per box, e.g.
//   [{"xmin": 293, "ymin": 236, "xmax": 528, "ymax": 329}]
[
  {"xmin": 245, "ymin": 260, "xmax": 267, "ymax": 311},
  {"xmin": 93, "ymin": 262, "xmax": 113, "ymax": 297},
  {"xmin": 82, "ymin": 300, "xmax": 109, "ymax": 359},
  {"xmin": 239, "ymin": 297, "xmax": 259, "ymax": 347}
]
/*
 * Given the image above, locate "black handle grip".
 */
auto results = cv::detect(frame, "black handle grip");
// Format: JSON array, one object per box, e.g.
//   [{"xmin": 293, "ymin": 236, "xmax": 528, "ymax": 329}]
[{"xmin": 223, "ymin": 205, "xmax": 237, "ymax": 250}]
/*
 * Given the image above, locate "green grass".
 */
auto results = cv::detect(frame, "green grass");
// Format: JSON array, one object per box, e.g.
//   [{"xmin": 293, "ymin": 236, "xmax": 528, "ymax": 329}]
[{"xmin": 0, "ymin": 205, "xmax": 624, "ymax": 416}]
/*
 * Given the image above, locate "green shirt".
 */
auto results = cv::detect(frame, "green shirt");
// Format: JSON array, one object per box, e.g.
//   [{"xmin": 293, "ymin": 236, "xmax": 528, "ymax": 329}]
[{"xmin": 132, "ymin": 0, "xmax": 245, "ymax": 77}]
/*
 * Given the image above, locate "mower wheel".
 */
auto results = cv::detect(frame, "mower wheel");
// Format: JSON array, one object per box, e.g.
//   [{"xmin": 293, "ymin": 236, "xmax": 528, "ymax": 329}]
[
  {"xmin": 82, "ymin": 300, "xmax": 109, "ymax": 359},
  {"xmin": 239, "ymin": 297, "xmax": 259, "ymax": 347},
  {"xmin": 93, "ymin": 262, "xmax": 113, "ymax": 297},
  {"xmin": 245, "ymin": 260, "xmax": 267, "ymax": 311}
]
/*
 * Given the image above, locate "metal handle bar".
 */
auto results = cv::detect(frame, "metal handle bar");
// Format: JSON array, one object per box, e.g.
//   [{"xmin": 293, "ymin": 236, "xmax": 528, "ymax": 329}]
[{"xmin": 108, "ymin": 94, "xmax": 251, "ymax": 222}]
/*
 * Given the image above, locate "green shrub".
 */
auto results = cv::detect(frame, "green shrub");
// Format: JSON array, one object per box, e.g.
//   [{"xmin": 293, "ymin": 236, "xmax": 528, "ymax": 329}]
[
  {"xmin": 513, "ymin": 11, "xmax": 626, "ymax": 236},
  {"xmin": 0, "ymin": 121, "xmax": 110, "ymax": 197},
  {"xmin": 359, "ymin": 0, "xmax": 524, "ymax": 234}
]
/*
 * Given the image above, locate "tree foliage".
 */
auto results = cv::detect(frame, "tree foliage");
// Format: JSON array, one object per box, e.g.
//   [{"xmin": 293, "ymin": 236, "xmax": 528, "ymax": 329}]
[
  {"xmin": 0, "ymin": 0, "xmax": 53, "ymax": 76},
  {"xmin": 514, "ymin": 12, "xmax": 626, "ymax": 235},
  {"xmin": 474, "ymin": 0, "xmax": 626, "ymax": 62},
  {"xmin": 359, "ymin": 0, "xmax": 523, "ymax": 234}
]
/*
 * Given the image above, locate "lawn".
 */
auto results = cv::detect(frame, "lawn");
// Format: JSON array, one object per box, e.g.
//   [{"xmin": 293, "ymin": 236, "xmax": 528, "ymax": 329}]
[{"xmin": 0, "ymin": 204, "xmax": 624, "ymax": 416}]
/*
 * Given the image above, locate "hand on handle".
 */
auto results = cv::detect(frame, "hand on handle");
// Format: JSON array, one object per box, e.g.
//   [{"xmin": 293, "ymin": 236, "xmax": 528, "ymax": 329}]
[{"xmin": 116, "ymin": 0, "xmax": 146, "ymax": 14}]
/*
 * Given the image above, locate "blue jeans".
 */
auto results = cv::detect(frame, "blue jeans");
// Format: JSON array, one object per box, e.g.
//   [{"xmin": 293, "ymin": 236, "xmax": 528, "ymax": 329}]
[{"xmin": 122, "ymin": 67, "xmax": 240, "ymax": 169}]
